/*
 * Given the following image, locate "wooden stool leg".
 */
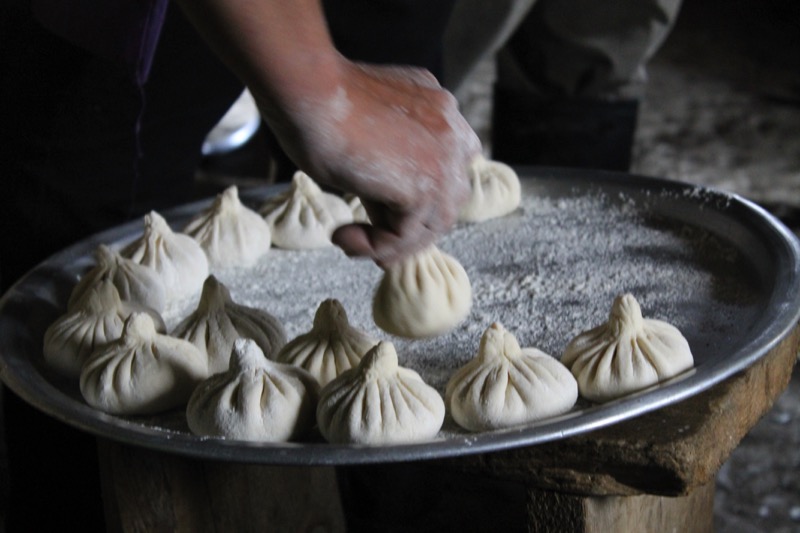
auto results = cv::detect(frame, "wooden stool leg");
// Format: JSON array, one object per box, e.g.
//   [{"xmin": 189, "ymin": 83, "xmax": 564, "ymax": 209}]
[
  {"xmin": 97, "ymin": 439, "xmax": 346, "ymax": 533},
  {"xmin": 526, "ymin": 481, "xmax": 716, "ymax": 533}
]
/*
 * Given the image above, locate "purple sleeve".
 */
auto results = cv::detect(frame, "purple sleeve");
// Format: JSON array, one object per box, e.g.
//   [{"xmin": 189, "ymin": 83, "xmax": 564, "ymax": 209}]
[{"xmin": 31, "ymin": 0, "xmax": 169, "ymax": 84}]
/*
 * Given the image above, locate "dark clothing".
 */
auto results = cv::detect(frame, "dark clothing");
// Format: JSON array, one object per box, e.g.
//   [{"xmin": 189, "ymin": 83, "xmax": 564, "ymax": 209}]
[
  {"xmin": 1, "ymin": 4, "xmax": 243, "ymax": 530},
  {"xmin": 0, "ymin": 1, "xmax": 455, "ymax": 530},
  {"xmin": 31, "ymin": 0, "xmax": 168, "ymax": 85}
]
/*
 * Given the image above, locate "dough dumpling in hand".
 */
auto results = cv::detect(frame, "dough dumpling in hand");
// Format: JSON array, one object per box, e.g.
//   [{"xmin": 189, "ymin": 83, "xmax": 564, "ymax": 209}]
[
  {"xmin": 172, "ymin": 275, "xmax": 287, "ymax": 374},
  {"xmin": 122, "ymin": 211, "xmax": 209, "ymax": 301},
  {"xmin": 561, "ymin": 293, "xmax": 694, "ymax": 403},
  {"xmin": 68, "ymin": 244, "xmax": 167, "ymax": 313},
  {"xmin": 373, "ymin": 245, "xmax": 472, "ymax": 338},
  {"xmin": 80, "ymin": 312, "xmax": 208, "ymax": 415},
  {"xmin": 259, "ymin": 171, "xmax": 352, "ymax": 249},
  {"xmin": 44, "ymin": 277, "xmax": 166, "ymax": 379},
  {"xmin": 183, "ymin": 185, "xmax": 272, "ymax": 270},
  {"xmin": 445, "ymin": 323, "xmax": 578, "ymax": 432},
  {"xmin": 458, "ymin": 154, "xmax": 521, "ymax": 223},
  {"xmin": 276, "ymin": 299, "xmax": 379, "ymax": 387},
  {"xmin": 186, "ymin": 338, "xmax": 320, "ymax": 442},
  {"xmin": 316, "ymin": 341, "xmax": 445, "ymax": 445},
  {"xmin": 344, "ymin": 194, "xmax": 370, "ymax": 224}
]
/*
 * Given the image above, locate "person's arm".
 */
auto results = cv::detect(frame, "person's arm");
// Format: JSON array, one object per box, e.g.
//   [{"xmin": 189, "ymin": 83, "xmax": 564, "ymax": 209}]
[{"xmin": 175, "ymin": 0, "xmax": 481, "ymax": 265}]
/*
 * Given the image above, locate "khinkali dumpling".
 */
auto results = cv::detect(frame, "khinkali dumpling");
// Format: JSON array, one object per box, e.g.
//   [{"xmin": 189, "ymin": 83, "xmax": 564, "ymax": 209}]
[
  {"xmin": 561, "ymin": 293, "xmax": 694, "ymax": 402},
  {"xmin": 259, "ymin": 171, "xmax": 352, "ymax": 249},
  {"xmin": 122, "ymin": 210, "xmax": 209, "ymax": 301},
  {"xmin": 172, "ymin": 275, "xmax": 286, "ymax": 374},
  {"xmin": 80, "ymin": 312, "xmax": 208, "ymax": 415},
  {"xmin": 344, "ymin": 194, "xmax": 370, "ymax": 224},
  {"xmin": 446, "ymin": 323, "xmax": 578, "ymax": 432},
  {"xmin": 183, "ymin": 185, "xmax": 271, "ymax": 270},
  {"xmin": 373, "ymin": 245, "xmax": 472, "ymax": 338},
  {"xmin": 276, "ymin": 299, "xmax": 378, "ymax": 386},
  {"xmin": 458, "ymin": 155, "xmax": 521, "ymax": 222},
  {"xmin": 316, "ymin": 341, "xmax": 445, "ymax": 444},
  {"xmin": 68, "ymin": 244, "xmax": 167, "ymax": 312},
  {"xmin": 43, "ymin": 277, "xmax": 165, "ymax": 379},
  {"xmin": 186, "ymin": 338, "xmax": 319, "ymax": 441}
]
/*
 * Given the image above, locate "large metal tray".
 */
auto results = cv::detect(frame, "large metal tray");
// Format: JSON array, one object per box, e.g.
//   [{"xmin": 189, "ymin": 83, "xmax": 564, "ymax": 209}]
[{"xmin": 2, "ymin": 168, "xmax": 799, "ymax": 465}]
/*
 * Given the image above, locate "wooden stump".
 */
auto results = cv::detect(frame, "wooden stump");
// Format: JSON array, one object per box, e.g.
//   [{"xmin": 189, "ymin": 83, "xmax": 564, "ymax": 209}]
[{"xmin": 97, "ymin": 443, "xmax": 346, "ymax": 533}]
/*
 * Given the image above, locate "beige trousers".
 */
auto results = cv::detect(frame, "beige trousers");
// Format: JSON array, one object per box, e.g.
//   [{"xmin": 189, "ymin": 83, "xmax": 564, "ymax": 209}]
[{"xmin": 444, "ymin": 0, "xmax": 682, "ymax": 99}]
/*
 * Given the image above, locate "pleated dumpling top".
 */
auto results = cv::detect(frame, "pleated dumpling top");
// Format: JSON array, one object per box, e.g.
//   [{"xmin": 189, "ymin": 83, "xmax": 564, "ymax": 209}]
[
  {"xmin": 458, "ymin": 154, "xmax": 521, "ymax": 223},
  {"xmin": 316, "ymin": 342, "xmax": 444, "ymax": 445},
  {"xmin": 68, "ymin": 244, "xmax": 166, "ymax": 313},
  {"xmin": 446, "ymin": 323, "xmax": 577, "ymax": 432},
  {"xmin": 186, "ymin": 338, "xmax": 319, "ymax": 442},
  {"xmin": 44, "ymin": 276, "xmax": 165, "ymax": 379},
  {"xmin": 259, "ymin": 171, "xmax": 352, "ymax": 249},
  {"xmin": 172, "ymin": 275, "xmax": 286, "ymax": 374},
  {"xmin": 122, "ymin": 211, "xmax": 209, "ymax": 301},
  {"xmin": 80, "ymin": 312, "xmax": 208, "ymax": 415},
  {"xmin": 276, "ymin": 299, "xmax": 378, "ymax": 386},
  {"xmin": 183, "ymin": 185, "xmax": 272, "ymax": 270},
  {"xmin": 372, "ymin": 245, "xmax": 472, "ymax": 338},
  {"xmin": 561, "ymin": 293, "xmax": 694, "ymax": 402}
]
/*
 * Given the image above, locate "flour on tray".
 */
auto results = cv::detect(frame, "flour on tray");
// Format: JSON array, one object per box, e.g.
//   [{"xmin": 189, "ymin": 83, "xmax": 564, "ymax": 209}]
[{"xmin": 160, "ymin": 180, "xmax": 760, "ymax": 437}]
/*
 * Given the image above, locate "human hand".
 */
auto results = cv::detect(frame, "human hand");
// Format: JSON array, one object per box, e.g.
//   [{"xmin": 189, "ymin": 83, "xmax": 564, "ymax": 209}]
[
  {"xmin": 262, "ymin": 58, "xmax": 482, "ymax": 266},
  {"xmin": 175, "ymin": 0, "xmax": 479, "ymax": 265}
]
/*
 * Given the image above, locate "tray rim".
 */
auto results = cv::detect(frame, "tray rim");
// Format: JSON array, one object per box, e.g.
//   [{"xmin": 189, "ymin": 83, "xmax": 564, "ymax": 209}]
[{"xmin": 2, "ymin": 167, "xmax": 799, "ymax": 465}]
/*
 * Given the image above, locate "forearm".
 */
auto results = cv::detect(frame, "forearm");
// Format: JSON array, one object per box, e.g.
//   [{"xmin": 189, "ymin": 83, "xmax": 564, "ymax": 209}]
[
  {"xmin": 174, "ymin": 0, "xmax": 342, "ymax": 120},
  {"xmin": 174, "ymin": 0, "xmax": 481, "ymax": 264}
]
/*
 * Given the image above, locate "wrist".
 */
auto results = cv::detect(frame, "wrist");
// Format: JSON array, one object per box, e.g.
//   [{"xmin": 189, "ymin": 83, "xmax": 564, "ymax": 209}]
[
  {"xmin": 251, "ymin": 49, "xmax": 346, "ymax": 122},
  {"xmin": 176, "ymin": 0, "xmax": 344, "ymax": 122}
]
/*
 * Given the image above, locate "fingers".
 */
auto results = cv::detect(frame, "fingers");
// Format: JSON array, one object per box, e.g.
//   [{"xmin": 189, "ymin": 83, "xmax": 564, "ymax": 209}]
[
  {"xmin": 332, "ymin": 193, "xmax": 462, "ymax": 267},
  {"xmin": 331, "ymin": 199, "xmax": 437, "ymax": 265},
  {"xmin": 278, "ymin": 58, "xmax": 482, "ymax": 266},
  {"xmin": 332, "ymin": 216, "xmax": 438, "ymax": 268}
]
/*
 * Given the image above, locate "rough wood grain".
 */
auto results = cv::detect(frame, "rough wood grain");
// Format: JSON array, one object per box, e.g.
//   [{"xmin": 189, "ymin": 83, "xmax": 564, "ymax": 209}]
[
  {"xmin": 525, "ymin": 481, "xmax": 715, "ymax": 533},
  {"xmin": 523, "ymin": 482, "xmax": 714, "ymax": 533},
  {"xmin": 581, "ymin": 481, "xmax": 715, "ymax": 533},
  {"xmin": 97, "ymin": 442, "xmax": 346, "ymax": 533}
]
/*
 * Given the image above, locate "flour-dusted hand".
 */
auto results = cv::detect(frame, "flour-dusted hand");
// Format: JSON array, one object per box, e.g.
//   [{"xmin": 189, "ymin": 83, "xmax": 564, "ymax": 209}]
[
  {"xmin": 177, "ymin": 0, "xmax": 481, "ymax": 266},
  {"xmin": 277, "ymin": 60, "xmax": 483, "ymax": 265}
]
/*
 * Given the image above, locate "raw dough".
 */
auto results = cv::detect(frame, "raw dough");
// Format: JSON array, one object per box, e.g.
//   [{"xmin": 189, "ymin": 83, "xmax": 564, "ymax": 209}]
[
  {"xmin": 259, "ymin": 171, "xmax": 352, "ymax": 249},
  {"xmin": 172, "ymin": 275, "xmax": 286, "ymax": 374},
  {"xmin": 316, "ymin": 341, "xmax": 445, "ymax": 445},
  {"xmin": 183, "ymin": 185, "xmax": 272, "ymax": 270},
  {"xmin": 186, "ymin": 338, "xmax": 319, "ymax": 442},
  {"xmin": 122, "ymin": 211, "xmax": 209, "ymax": 301},
  {"xmin": 276, "ymin": 299, "xmax": 378, "ymax": 386},
  {"xmin": 44, "ymin": 276, "xmax": 165, "ymax": 379},
  {"xmin": 80, "ymin": 312, "xmax": 208, "ymax": 415},
  {"xmin": 458, "ymin": 154, "xmax": 521, "ymax": 223},
  {"xmin": 344, "ymin": 193, "xmax": 370, "ymax": 224},
  {"xmin": 561, "ymin": 293, "xmax": 695, "ymax": 402},
  {"xmin": 373, "ymin": 245, "xmax": 472, "ymax": 338},
  {"xmin": 68, "ymin": 244, "xmax": 167, "ymax": 313},
  {"xmin": 446, "ymin": 323, "xmax": 578, "ymax": 431}
]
